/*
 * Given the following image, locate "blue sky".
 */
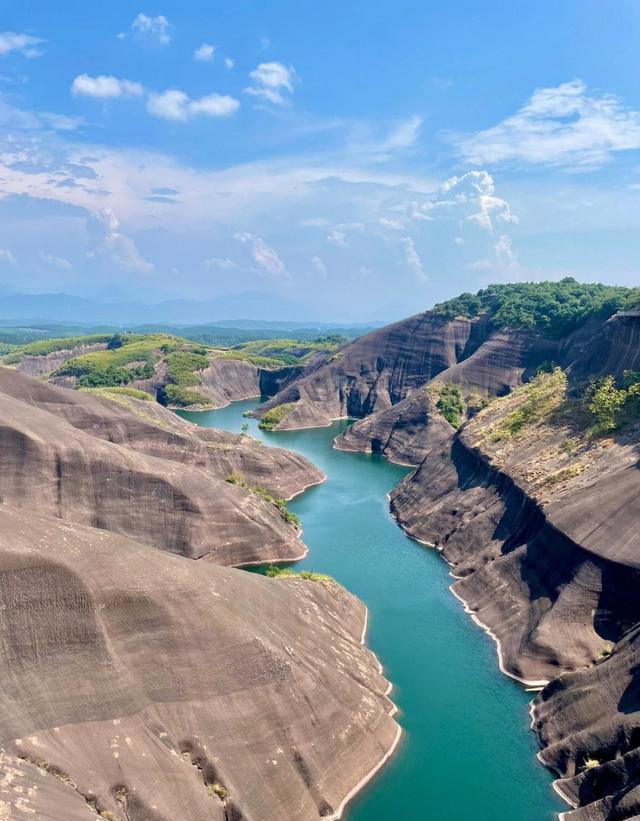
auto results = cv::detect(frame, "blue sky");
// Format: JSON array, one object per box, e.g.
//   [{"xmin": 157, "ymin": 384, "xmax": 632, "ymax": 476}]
[{"xmin": 0, "ymin": 1, "xmax": 639, "ymax": 321}]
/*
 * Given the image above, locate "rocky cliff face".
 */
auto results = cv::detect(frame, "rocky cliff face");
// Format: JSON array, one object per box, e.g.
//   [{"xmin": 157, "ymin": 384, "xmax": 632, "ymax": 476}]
[
  {"xmin": 16, "ymin": 342, "xmax": 109, "ymax": 377},
  {"xmin": 269, "ymin": 305, "xmax": 640, "ymax": 819},
  {"xmin": 0, "ymin": 506, "xmax": 399, "ymax": 821},
  {"xmin": 0, "ymin": 367, "xmax": 324, "ymax": 565},
  {"xmin": 0, "ymin": 368, "xmax": 399, "ymax": 820}
]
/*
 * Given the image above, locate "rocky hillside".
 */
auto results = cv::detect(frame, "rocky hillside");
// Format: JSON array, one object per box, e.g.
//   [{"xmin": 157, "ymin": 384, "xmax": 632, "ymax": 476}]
[
  {"xmin": 0, "ymin": 506, "xmax": 398, "ymax": 821},
  {"xmin": 2, "ymin": 332, "xmax": 340, "ymax": 410},
  {"xmin": 0, "ymin": 367, "xmax": 326, "ymax": 565},
  {"xmin": 0, "ymin": 367, "xmax": 399, "ymax": 820},
  {"xmin": 256, "ymin": 280, "xmax": 640, "ymax": 820}
]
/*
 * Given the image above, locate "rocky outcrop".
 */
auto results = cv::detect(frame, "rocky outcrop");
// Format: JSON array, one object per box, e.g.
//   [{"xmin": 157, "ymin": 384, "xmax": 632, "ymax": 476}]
[
  {"xmin": 272, "ymin": 304, "xmax": 640, "ymax": 819},
  {"xmin": 0, "ymin": 367, "xmax": 324, "ymax": 565},
  {"xmin": 252, "ymin": 313, "xmax": 488, "ymax": 428},
  {"xmin": 16, "ymin": 342, "xmax": 108, "ymax": 377},
  {"xmin": 0, "ymin": 505, "xmax": 399, "ymax": 821},
  {"xmin": 0, "ymin": 366, "xmax": 323, "ymax": 501},
  {"xmin": 199, "ymin": 357, "xmax": 262, "ymax": 406},
  {"xmin": 533, "ymin": 625, "xmax": 640, "ymax": 820},
  {"xmin": 336, "ymin": 388, "xmax": 453, "ymax": 466}
]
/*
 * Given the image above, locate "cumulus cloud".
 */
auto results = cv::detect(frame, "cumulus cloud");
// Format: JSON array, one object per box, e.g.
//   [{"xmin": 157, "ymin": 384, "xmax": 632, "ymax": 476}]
[
  {"xmin": 72, "ymin": 74, "xmax": 144, "ymax": 99},
  {"xmin": 131, "ymin": 13, "xmax": 172, "ymax": 44},
  {"xmin": 88, "ymin": 208, "xmax": 153, "ymax": 274},
  {"xmin": 224, "ymin": 57, "xmax": 235, "ymax": 69},
  {"xmin": 194, "ymin": 43, "xmax": 215, "ymax": 61},
  {"xmin": 0, "ymin": 248, "xmax": 17, "ymax": 265},
  {"xmin": 39, "ymin": 251, "xmax": 73, "ymax": 270},
  {"xmin": 425, "ymin": 171, "xmax": 517, "ymax": 231},
  {"xmin": 327, "ymin": 229, "xmax": 348, "ymax": 247},
  {"xmin": 457, "ymin": 80, "xmax": 640, "ymax": 169},
  {"xmin": 399, "ymin": 236, "xmax": 426, "ymax": 282},
  {"xmin": 204, "ymin": 256, "xmax": 237, "ymax": 270},
  {"xmin": 147, "ymin": 89, "xmax": 239, "ymax": 121},
  {"xmin": 234, "ymin": 232, "xmax": 289, "ymax": 279},
  {"xmin": 244, "ymin": 61, "xmax": 296, "ymax": 106},
  {"xmin": 0, "ymin": 32, "xmax": 45, "ymax": 58}
]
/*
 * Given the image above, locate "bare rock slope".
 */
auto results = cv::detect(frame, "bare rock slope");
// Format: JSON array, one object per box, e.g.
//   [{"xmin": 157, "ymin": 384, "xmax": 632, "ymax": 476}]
[
  {"xmin": 0, "ymin": 506, "xmax": 399, "ymax": 821},
  {"xmin": 0, "ymin": 367, "xmax": 324, "ymax": 565}
]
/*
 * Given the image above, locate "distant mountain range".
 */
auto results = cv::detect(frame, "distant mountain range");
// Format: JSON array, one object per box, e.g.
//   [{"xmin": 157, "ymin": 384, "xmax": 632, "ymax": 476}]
[{"xmin": 0, "ymin": 291, "xmax": 384, "ymax": 329}]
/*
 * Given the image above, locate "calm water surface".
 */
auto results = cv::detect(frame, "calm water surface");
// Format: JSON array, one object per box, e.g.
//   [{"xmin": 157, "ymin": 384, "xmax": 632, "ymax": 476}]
[{"xmin": 178, "ymin": 400, "xmax": 563, "ymax": 821}]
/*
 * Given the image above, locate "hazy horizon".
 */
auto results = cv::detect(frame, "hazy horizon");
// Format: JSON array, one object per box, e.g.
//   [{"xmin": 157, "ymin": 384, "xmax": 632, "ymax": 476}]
[{"xmin": 1, "ymin": 2, "xmax": 639, "ymax": 322}]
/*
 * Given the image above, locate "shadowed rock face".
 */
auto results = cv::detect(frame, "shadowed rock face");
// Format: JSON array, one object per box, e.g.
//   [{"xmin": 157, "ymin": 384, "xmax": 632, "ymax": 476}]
[
  {"xmin": 0, "ymin": 507, "xmax": 398, "ymax": 821},
  {"xmin": 0, "ymin": 367, "xmax": 324, "ymax": 565},
  {"xmin": 267, "ymin": 305, "xmax": 640, "ymax": 819},
  {"xmin": 533, "ymin": 626, "xmax": 640, "ymax": 821},
  {"xmin": 253, "ymin": 313, "xmax": 569, "ymax": 431},
  {"xmin": 253, "ymin": 313, "xmax": 488, "ymax": 428}
]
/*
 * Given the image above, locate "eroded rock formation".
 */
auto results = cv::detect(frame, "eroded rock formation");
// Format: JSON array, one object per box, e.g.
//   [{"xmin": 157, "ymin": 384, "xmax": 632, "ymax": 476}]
[
  {"xmin": 0, "ymin": 506, "xmax": 398, "ymax": 821},
  {"xmin": 262, "ymin": 304, "xmax": 640, "ymax": 819},
  {"xmin": 0, "ymin": 367, "xmax": 324, "ymax": 565}
]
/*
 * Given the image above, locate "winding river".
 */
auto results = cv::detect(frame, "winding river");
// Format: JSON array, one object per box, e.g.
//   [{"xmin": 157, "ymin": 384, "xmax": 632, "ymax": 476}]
[{"xmin": 178, "ymin": 400, "xmax": 563, "ymax": 821}]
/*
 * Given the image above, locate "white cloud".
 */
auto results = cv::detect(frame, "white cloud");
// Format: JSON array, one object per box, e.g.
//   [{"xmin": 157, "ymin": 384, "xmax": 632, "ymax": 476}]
[
  {"xmin": 327, "ymin": 229, "xmax": 348, "ymax": 247},
  {"xmin": 310, "ymin": 255, "xmax": 327, "ymax": 278},
  {"xmin": 72, "ymin": 74, "xmax": 144, "ymax": 99},
  {"xmin": 0, "ymin": 32, "xmax": 45, "ymax": 58},
  {"xmin": 194, "ymin": 43, "xmax": 215, "ymax": 62},
  {"xmin": 204, "ymin": 256, "xmax": 237, "ymax": 270},
  {"xmin": 89, "ymin": 208, "xmax": 153, "ymax": 274},
  {"xmin": 244, "ymin": 61, "xmax": 296, "ymax": 106},
  {"xmin": 234, "ymin": 231, "xmax": 289, "ymax": 278},
  {"xmin": 399, "ymin": 236, "xmax": 426, "ymax": 282},
  {"xmin": 40, "ymin": 112, "xmax": 84, "ymax": 131},
  {"xmin": 381, "ymin": 116, "xmax": 422, "ymax": 152},
  {"xmin": 467, "ymin": 258, "xmax": 492, "ymax": 271},
  {"xmin": 425, "ymin": 171, "xmax": 517, "ymax": 231},
  {"xmin": 224, "ymin": 57, "xmax": 235, "ymax": 69},
  {"xmin": 147, "ymin": 89, "xmax": 239, "ymax": 121},
  {"xmin": 131, "ymin": 13, "xmax": 172, "ymax": 45},
  {"xmin": 40, "ymin": 251, "xmax": 73, "ymax": 270},
  {"xmin": 0, "ymin": 248, "xmax": 17, "ymax": 265},
  {"xmin": 457, "ymin": 80, "xmax": 640, "ymax": 169}
]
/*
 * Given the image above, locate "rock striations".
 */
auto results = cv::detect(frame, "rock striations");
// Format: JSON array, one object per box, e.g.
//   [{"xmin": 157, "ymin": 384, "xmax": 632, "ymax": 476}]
[
  {"xmin": 0, "ymin": 366, "xmax": 399, "ymax": 820},
  {"xmin": 257, "ymin": 298, "xmax": 640, "ymax": 820},
  {"xmin": 0, "ymin": 507, "xmax": 398, "ymax": 821}
]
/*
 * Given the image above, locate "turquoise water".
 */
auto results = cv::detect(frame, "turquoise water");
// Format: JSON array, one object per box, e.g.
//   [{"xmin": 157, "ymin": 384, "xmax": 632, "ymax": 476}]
[{"xmin": 178, "ymin": 400, "xmax": 563, "ymax": 821}]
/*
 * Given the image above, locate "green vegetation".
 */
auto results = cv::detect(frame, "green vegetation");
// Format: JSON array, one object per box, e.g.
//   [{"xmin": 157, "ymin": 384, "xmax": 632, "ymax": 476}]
[
  {"xmin": 583, "ymin": 371, "xmax": 640, "ymax": 435},
  {"xmin": 582, "ymin": 758, "xmax": 601, "ymax": 771},
  {"xmin": 81, "ymin": 386, "xmax": 154, "ymax": 401},
  {"xmin": 624, "ymin": 288, "xmax": 640, "ymax": 310},
  {"xmin": 436, "ymin": 383, "xmax": 465, "ymax": 427},
  {"xmin": 225, "ymin": 474, "xmax": 301, "ymax": 528},
  {"xmin": 3, "ymin": 333, "xmax": 114, "ymax": 364},
  {"xmin": 216, "ymin": 350, "xmax": 291, "ymax": 369},
  {"xmin": 226, "ymin": 335, "xmax": 347, "ymax": 367},
  {"xmin": 165, "ymin": 350, "xmax": 209, "ymax": 385},
  {"xmin": 158, "ymin": 384, "xmax": 212, "ymax": 407},
  {"xmin": 258, "ymin": 402, "xmax": 296, "ymax": 430},
  {"xmin": 208, "ymin": 783, "xmax": 229, "ymax": 801},
  {"xmin": 493, "ymin": 368, "xmax": 568, "ymax": 440},
  {"xmin": 55, "ymin": 334, "xmax": 175, "ymax": 386},
  {"xmin": 266, "ymin": 566, "xmax": 333, "ymax": 582},
  {"xmin": 432, "ymin": 279, "xmax": 633, "ymax": 338}
]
